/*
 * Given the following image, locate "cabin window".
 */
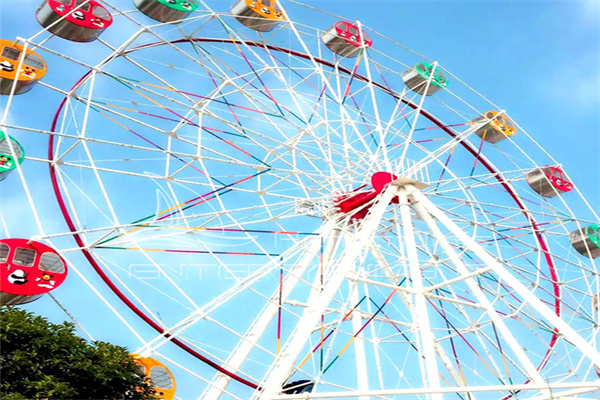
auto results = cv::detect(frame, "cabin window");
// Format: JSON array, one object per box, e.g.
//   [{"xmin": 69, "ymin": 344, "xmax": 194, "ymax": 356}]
[
  {"xmin": 24, "ymin": 54, "xmax": 44, "ymax": 70},
  {"xmin": 55, "ymin": 0, "xmax": 72, "ymax": 5},
  {"xmin": 283, "ymin": 380, "xmax": 314, "ymax": 394},
  {"xmin": 262, "ymin": 0, "xmax": 272, "ymax": 7},
  {"xmin": 150, "ymin": 366, "xmax": 174, "ymax": 389},
  {"xmin": 348, "ymin": 26, "xmax": 358, "ymax": 36},
  {"xmin": 92, "ymin": 5, "xmax": 110, "ymax": 19},
  {"xmin": 137, "ymin": 364, "xmax": 147, "ymax": 375},
  {"xmin": 39, "ymin": 253, "xmax": 66, "ymax": 273},
  {"xmin": 553, "ymin": 169, "xmax": 563, "ymax": 179},
  {"xmin": 0, "ymin": 243, "xmax": 9, "ymax": 263},
  {"xmin": 13, "ymin": 248, "xmax": 37, "ymax": 267},
  {"xmin": 416, "ymin": 63, "xmax": 427, "ymax": 73},
  {"xmin": 2, "ymin": 46, "xmax": 21, "ymax": 61},
  {"xmin": 587, "ymin": 225, "xmax": 599, "ymax": 239},
  {"xmin": 0, "ymin": 138, "xmax": 22, "ymax": 159},
  {"xmin": 336, "ymin": 22, "xmax": 346, "ymax": 31},
  {"xmin": 543, "ymin": 167, "xmax": 552, "ymax": 176},
  {"xmin": 74, "ymin": 0, "xmax": 91, "ymax": 12}
]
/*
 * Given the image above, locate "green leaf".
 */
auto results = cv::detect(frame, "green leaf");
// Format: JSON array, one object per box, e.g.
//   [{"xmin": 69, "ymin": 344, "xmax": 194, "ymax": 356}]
[{"xmin": 1, "ymin": 306, "xmax": 160, "ymax": 400}]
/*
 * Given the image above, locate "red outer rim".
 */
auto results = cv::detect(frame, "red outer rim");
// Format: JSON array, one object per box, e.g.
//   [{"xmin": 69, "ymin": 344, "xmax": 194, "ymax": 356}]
[{"xmin": 48, "ymin": 38, "xmax": 560, "ymax": 393}]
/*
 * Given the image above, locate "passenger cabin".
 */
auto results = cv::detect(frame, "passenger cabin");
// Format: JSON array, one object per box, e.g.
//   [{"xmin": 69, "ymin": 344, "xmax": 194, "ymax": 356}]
[
  {"xmin": 231, "ymin": 0, "xmax": 285, "ymax": 32},
  {"xmin": 131, "ymin": 354, "xmax": 176, "ymax": 400},
  {"xmin": 0, "ymin": 238, "xmax": 68, "ymax": 306},
  {"xmin": 0, "ymin": 131, "xmax": 25, "ymax": 181},
  {"xmin": 36, "ymin": 0, "xmax": 113, "ymax": 42},
  {"xmin": 526, "ymin": 166, "xmax": 573, "ymax": 197},
  {"xmin": 0, "ymin": 39, "xmax": 47, "ymax": 95},
  {"xmin": 472, "ymin": 111, "xmax": 517, "ymax": 144},
  {"xmin": 322, "ymin": 21, "xmax": 373, "ymax": 58},
  {"xmin": 402, "ymin": 62, "xmax": 447, "ymax": 96},
  {"xmin": 134, "ymin": 0, "xmax": 197, "ymax": 24},
  {"xmin": 570, "ymin": 224, "xmax": 600, "ymax": 259}
]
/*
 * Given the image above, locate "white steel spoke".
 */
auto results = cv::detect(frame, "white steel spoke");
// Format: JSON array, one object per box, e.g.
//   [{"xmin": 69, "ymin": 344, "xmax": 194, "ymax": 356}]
[
  {"xmin": 255, "ymin": 185, "xmax": 399, "ymax": 399},
  {"xmin": 410, "ymin": 186, "xmax": 600, "ymax": 369},
  {"xmin": 202, "ymin": 227, "xmax": 332, "ymax": 400},
  {"xmin": 412, "ymin": 195, "xmax": 549, "ymax": 391},
  {"xmin": 397, "ymin": 186, "xmax": 442, "ymax": 400}
]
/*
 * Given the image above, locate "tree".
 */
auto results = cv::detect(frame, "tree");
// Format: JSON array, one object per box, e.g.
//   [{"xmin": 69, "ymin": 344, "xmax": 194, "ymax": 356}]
[{"xmin": 0, "ymin": 306, "xmax": 157, "ymax": 399}]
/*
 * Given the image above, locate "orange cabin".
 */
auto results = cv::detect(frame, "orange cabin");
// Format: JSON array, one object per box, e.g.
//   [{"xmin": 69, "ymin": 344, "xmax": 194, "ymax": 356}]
[
  {"xmin": 131, "ymin": 354, "xmax": 176, "ymax": 400},
  {"xmin": 231, "ymin": 0, "xmax": 285, "ymax": 32},
  {"xmin": 0, "ymin": 40, "xmax": 47, "ymax": 95}
]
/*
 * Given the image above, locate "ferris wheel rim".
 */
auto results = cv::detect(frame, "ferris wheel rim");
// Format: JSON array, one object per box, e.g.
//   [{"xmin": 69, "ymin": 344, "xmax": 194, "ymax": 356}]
[{"xmin": 43, "ymin": 35, "xmax": 565, "ymax": 395}]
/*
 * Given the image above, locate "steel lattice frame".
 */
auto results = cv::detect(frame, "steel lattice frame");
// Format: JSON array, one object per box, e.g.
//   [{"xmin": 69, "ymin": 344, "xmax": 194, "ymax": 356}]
[{"xmin": 1, "ymin": 1, "xmax": 599, "ymax": 399}]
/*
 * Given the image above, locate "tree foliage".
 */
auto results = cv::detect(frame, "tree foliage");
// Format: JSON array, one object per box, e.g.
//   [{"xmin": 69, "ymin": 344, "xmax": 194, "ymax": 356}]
[{"xmin": 0, "ymin": 306, "xmax": 157, "ymax": 399}]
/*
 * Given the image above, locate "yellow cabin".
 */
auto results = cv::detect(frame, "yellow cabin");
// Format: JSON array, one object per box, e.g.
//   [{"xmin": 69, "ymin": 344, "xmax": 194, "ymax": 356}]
[{"xmin": 472, "ymin": 110, "xmax": 517, "ymax": 144}]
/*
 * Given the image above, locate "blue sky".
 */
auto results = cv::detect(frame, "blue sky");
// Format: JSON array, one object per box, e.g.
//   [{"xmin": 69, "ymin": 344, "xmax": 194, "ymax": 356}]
[
  {"xmin": 3, "ymin": 0, "xmax": 596, "ymax": 209},
  {"xmin": 1, "ymin": 0, "xmax": 599, "ymax": 399}
]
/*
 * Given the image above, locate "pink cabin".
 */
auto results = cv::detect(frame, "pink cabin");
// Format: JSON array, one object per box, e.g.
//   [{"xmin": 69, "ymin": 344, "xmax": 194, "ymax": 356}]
[
  {"xmin": 322, "ymin": 21, "xmax": 373, "ymax": 58},
  {"xmin": 36, "ymin": 0, "xmax": 113, "ymax": 42},
  {"xmin": 526, "ymin": 166, "xmax": 573, "ymax": 198}
]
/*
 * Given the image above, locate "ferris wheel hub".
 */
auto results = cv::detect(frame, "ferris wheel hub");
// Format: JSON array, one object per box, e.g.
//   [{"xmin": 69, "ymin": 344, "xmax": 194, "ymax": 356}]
[{"xmin": 334, "ymin": 172, "xmax": 429, "ymax": 220}]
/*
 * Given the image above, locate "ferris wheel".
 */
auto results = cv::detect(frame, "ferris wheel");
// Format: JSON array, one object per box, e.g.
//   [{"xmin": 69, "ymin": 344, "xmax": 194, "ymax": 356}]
[{"xmin": 1, "ymin": 0, "xmax": 599, "ymax": 399}]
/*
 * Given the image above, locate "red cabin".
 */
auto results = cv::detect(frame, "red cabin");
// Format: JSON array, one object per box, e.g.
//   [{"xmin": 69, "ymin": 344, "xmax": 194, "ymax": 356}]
[
  {"xmin": 322, "ymin": 21, "xmax": 373, "ymax": 58},
  {"xmin": 0, "ymin": 238, "xmax": 68, "ymax": 305},
  {"xmin": 36, "ymin": 0, "xmax": 113, "ymax": 43},
  {"xmin": 526, "ymin": 166, "xmax": 573, "ymax": 198}
]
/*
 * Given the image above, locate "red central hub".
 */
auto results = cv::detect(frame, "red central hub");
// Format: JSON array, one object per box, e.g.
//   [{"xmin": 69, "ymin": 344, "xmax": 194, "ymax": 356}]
[{"xmin": 335, "ymin": 172, "xmax": 399, "ymax": 220}]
